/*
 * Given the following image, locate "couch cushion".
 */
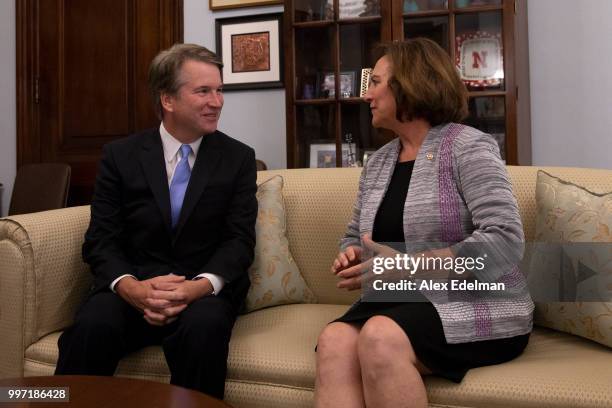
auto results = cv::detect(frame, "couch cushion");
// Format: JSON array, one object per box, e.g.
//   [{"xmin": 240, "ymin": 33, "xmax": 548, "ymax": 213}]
[
  {"xmin": 25, "ymin": 304, "xmax": 348, "ymax": 388},
  {"xmin": 507, "ymin": 166, "xmax": 612, "ymax": 242},
  {"xmin": 228, "ymin": 304, "xmax": 344, "ymax": 387},
  {"xmin": 257, "ymin": 169, "xmax": 362, "ymax": 305},
  {"xmin": 244, "ymin": 176, "xmax": 316, "ymax": 312},
  {"xmin": 26, "ymin": 307, "xmax": 612, "ymax": 407},
  {"xmin": 425, "ymin": 328, "xmax": 612, "ymax": 408},
  {"xmin": 528, "ymin": 170, "xmax": 612, "ymax": 349}
]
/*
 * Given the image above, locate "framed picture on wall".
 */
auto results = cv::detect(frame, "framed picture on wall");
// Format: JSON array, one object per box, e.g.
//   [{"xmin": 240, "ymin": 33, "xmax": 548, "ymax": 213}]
[
  {"xmin": 210, "ymin": 0, "xmax": 282, "ymax": 11},
  {"xmin": 215, "ymin": 13, "xmax": 283, "ymax": 91}
]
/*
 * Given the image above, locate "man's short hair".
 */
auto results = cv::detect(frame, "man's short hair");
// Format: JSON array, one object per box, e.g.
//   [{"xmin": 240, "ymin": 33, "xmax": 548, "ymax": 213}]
[
  {"xmin": 375, "ymin": 38, "xmax": 469, "ymax": 126},
  {"xmin": 148, "ymin": 43, "xmax": 223, "ymax": 119}
]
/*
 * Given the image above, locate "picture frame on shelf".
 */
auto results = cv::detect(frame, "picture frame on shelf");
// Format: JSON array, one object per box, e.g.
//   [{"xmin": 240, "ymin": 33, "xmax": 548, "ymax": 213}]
[
  {"xmin": 455, "ymin": 31, "xmax": 503, "ymax": 88},
  {"xmin": 209, "ymin": 0, "xmax": 282, "ymax": 11},
  {"xmin": 360, "ymin": 68, "xmax": 372, "ymax": 97},
  {"xmin": 310, "ymin": 143, "xmax": 356, "ymax": 168},
  {"xmin": 318, "ymin": 71, "xmax": 356, "ymax": 98},
  {"xmin": 215, "ymin": 13, "xmax": 283, "ymax": 91}
]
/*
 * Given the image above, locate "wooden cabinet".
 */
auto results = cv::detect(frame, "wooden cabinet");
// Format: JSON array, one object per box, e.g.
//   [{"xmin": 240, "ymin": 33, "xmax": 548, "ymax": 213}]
[{"xmin": 284, "ymin": 0, "xmax": 528, "ymax": 167}]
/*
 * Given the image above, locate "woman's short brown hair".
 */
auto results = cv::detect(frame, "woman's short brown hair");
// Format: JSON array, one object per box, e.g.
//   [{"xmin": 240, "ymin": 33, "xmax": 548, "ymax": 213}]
[
  {"xmin": 375, "ymin": 38, "xmax": 468, "ymax": 126},
  {"xmin": 148, "ymin": 43, "xmax": 223, "ymax": 119}
]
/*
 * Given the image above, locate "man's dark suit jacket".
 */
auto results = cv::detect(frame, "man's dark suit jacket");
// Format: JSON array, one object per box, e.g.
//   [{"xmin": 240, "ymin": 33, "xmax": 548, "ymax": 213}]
[{"xmin": 82, "ymin": 127, "xmax": 258, "ymax": 309}]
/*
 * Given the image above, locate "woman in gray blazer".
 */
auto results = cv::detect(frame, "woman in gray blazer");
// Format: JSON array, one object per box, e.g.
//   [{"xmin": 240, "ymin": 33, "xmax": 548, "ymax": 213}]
[{"xmin": 315, "ymin": 38, "xmax": 533, "ymax": 408}]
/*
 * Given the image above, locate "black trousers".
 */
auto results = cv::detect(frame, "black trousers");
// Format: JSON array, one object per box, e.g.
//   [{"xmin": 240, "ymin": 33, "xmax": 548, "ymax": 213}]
[{"xmin": 55, "ymin": 291, "xmax": 237, "ymax": 399}]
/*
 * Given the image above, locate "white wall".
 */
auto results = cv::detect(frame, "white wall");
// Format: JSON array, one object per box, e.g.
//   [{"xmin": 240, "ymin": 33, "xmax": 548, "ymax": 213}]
[
  {"xmin": 184, "ymin": 0, "xmax": 286, "ymax": 170},
  {"xmin": 0, "ymin": 1, "xmax": 16, "ymax": 216},
  {"xmin": 529, "ymin": 0, "xmax": 612, "ymax": 169}
]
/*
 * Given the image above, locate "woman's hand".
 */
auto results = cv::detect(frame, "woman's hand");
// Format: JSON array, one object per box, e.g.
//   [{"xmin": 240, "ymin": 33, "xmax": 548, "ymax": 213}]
[
  {"xmin": 331, "ymin": 245, "xmax": 363, "ymax": 275},
  {"xmin": 336, "ymin": 234, "xmax": 398, "ymax": 290},
  {"xmin": 336, "ymin": 258, "xmax": 371, "ymax": 291},
  {"xmin": 335, "ymin": 235, "xmax": 455, "ymax": 291},
  {"xmin": 333, "ymin": 245, "xmax": 371, "ymax": 291},
  {"xmin": 335, "ymin": 235, "xmax": 401, "ymax": 291}
]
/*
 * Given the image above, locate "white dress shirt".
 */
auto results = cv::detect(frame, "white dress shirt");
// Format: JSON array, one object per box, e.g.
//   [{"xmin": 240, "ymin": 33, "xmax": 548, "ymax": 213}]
[{"xmin": 110, "ymin": 123, "xmax": 225, "ymax": 295}]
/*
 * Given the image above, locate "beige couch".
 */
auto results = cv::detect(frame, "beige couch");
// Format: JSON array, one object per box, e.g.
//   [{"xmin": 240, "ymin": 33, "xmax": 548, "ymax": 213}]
[{"xmin": 1, "ymin": 166, "xmax": 611, "ymax": 408}]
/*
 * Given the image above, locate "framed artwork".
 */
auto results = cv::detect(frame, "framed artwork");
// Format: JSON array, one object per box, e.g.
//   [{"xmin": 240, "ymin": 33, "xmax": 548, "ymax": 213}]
[
  {"xmin": 318, "ymin": 71, "xmax": 356, "ymax": 98},
  {"xmin": 210, "ymin": 0, "xmax": 282, "ymax": 11},
  {"xmin": 310, "ymin": 143, "xmax": 356, "ymax": 168},
  {"xmin": 455, "ymin": 31, "xmax": 503, "ymax": 87},
  {"xmin": 215, "ymin": 13, "xmax": 283, "ymax": 91}
]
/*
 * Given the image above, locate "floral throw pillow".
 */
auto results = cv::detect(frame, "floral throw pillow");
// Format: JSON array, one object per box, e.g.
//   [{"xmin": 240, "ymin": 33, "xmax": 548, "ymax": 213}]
[
  {"xmin": 244, "ymin": 175, "xmax": 316, "ymax": 312},
  {"xmin": 531, "ymin": 170, "xmax": 612, "ymax": 348}
]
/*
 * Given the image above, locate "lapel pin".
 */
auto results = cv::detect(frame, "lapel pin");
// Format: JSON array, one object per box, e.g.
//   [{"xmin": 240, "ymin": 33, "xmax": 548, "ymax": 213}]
[{"xmin": 426, "ymin": 153, "xmax": 434, "ymax": 160}]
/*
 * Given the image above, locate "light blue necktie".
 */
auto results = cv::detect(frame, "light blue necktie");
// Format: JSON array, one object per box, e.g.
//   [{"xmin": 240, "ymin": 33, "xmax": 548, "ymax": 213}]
[{"xmin": 170, "ymin": 144, "xmax": 192, "ymax": 228}]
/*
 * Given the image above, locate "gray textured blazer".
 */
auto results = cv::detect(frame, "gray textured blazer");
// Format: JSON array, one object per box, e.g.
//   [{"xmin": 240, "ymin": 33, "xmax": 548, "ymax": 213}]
[{"xmin": 340, "ymin": 123, "xmax": 534, "ymax": 344}]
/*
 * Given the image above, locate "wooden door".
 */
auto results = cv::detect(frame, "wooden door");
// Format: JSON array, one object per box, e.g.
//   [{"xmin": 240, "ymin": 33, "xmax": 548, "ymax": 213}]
[{"xmin": 17, "ymin": 0, "xmax": 183, "ymax": 205}]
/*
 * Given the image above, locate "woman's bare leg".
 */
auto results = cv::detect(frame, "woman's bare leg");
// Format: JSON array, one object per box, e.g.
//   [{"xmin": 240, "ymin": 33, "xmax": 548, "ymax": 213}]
[
  {"xmin": 358, "ymin": 316, "xmax": 430, "ymax": 408},
  {"xmin": 315, "ymin": 322, "xmax": 365, "ymax": 408}
]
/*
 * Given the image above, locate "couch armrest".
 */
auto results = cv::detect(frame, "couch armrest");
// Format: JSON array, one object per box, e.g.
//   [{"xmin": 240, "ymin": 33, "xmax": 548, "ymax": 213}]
[{"xmin": 0, "ymin": 206, "xmax": 92, "ymax": 377}]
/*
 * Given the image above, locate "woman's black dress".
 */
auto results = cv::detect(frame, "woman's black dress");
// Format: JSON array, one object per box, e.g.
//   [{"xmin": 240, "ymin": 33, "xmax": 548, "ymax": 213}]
[{"xmin": 333, "ymin": 160, "xmax": 529, "ymax": 382}]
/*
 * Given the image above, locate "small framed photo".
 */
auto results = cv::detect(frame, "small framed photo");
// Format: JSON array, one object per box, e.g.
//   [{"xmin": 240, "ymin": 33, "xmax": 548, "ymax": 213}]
[
  {"xmin": 360, "ymin": 68, "xmax": 372, "ymax": 97},
  {"xmin": 318, "ymin": 71, "xmax": 356, "ymax": 98},
  {"xmin": 215, "ymin": 13, "xmax": 283, "ymax": 91},
  {"xmin": 310, "ymin": 143, "xmax": 357, "ymax": 168}
]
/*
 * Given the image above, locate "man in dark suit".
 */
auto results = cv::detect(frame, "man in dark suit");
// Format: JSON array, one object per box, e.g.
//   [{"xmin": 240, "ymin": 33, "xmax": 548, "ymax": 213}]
[{"xmin": 55, "ymin": 44, "xmax": 257, "ymax": 399}]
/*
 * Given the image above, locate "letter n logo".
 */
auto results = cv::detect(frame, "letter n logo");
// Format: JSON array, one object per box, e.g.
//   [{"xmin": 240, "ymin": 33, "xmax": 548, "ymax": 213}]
[{"xmin": 472, "ymin": 51, "xmax": 488, "ymax": 69}]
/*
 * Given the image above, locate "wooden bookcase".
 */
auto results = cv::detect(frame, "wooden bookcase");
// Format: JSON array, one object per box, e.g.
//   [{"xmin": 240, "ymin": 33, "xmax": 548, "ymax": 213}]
[{"xmin": 284, "ymin": 0, "xmax": 529, "ymax": 167}]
